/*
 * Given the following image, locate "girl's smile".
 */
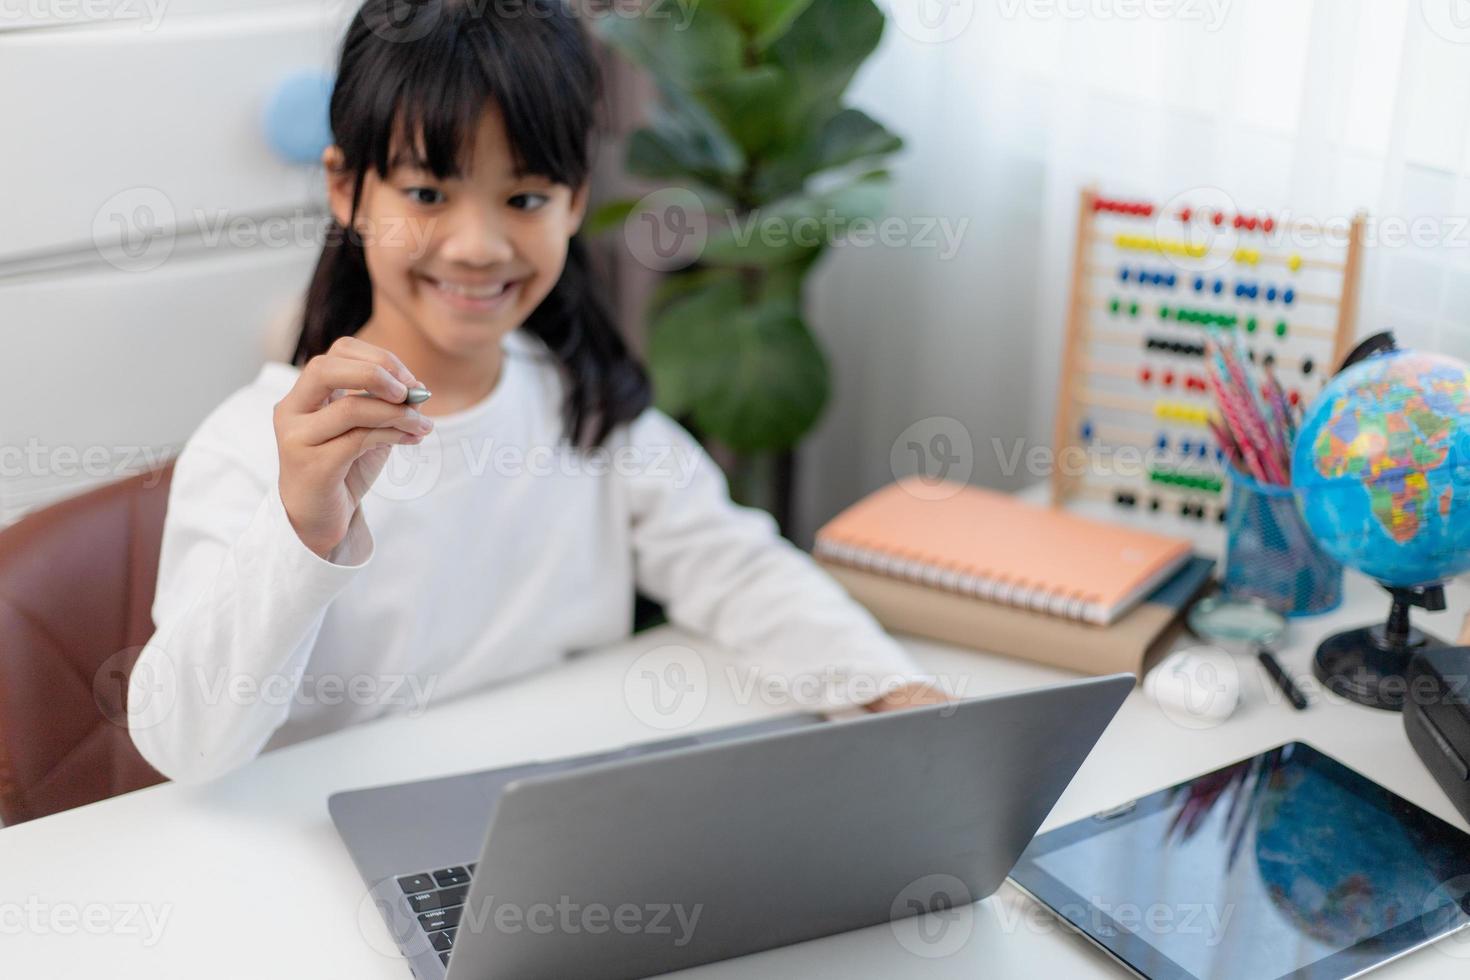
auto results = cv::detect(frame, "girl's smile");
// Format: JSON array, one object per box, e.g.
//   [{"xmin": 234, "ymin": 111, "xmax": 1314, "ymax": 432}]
[{"xmin": 414, "ymin": 271, "xmax": 527, "ymax": 317}]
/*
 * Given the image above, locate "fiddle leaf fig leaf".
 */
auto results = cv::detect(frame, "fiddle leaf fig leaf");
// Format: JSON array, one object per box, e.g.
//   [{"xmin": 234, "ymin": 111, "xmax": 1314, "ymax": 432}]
[
  {"xmin": 649, "ymin": 277, "xmax": 829, "ymax": 451},
  {"xmin": 723, "ymin": 0, "xmax": 816, "ymax": 50}
]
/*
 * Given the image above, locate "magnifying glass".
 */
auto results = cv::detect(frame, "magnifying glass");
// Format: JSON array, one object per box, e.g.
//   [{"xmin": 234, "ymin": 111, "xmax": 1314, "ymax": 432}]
[
  {"xmin": 1187, "ymin": 596, "xmax": 1310, "ymax": 710},
  {"xmin": 1187, "ymin": 595, "xmax": 1285, "ymax": 650}
]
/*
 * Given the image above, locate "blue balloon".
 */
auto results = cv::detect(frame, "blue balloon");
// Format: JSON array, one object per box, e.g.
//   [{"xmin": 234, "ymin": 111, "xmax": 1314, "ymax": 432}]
[{"xmin": 263, "ymin": 70, "xmax": 334, "ymax": 165}]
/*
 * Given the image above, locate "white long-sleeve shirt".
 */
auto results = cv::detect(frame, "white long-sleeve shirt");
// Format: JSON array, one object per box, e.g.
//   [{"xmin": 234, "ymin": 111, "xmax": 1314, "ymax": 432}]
[{"xmin": 129, "ymin": 328, "xmax": 927, "ymax": 784}]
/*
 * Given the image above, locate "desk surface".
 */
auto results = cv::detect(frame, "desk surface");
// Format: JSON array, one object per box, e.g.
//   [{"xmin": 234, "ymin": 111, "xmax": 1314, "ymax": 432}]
[{"xmin": 6, "ymin": 571, "xmax": 1470, "ymax": 979}]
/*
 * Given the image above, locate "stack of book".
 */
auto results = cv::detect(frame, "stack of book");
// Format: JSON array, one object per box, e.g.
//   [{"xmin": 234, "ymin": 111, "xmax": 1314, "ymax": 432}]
[{"xmin": 815, "ymin": 478, "xmax": 1216, "ymax": 677}]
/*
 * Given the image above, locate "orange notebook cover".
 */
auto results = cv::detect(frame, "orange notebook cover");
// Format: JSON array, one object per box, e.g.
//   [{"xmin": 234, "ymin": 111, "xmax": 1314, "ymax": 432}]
[{"xmin": 814, "ymin": 478, "xmax": 1192, "ymax": 625}]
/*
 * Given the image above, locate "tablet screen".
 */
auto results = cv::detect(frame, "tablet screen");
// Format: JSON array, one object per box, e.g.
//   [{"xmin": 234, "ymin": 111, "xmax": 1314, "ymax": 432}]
[{"xmin": 1011, "ymin": 743, "xmax": 1470, "ymax": 980}]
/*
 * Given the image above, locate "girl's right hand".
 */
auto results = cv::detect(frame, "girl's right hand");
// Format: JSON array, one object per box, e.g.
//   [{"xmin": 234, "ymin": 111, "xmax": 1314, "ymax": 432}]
[{"xmin": 273, "ymin": 335, "xmax": 435, "ymax": 559}]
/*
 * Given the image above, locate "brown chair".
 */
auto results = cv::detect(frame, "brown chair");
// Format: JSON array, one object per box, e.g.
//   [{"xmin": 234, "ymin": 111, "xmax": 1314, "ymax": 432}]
[{"xmin": 0, "ymin": 462, "xmax": 176, "ymax": 825}]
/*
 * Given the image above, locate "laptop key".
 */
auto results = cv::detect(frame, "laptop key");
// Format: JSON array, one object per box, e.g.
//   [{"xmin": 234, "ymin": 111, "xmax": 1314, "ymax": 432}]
[
  {"xmin": 396, "ymin": 873, "xmax": 434, "ymax": 894},
  {"xmin": 407, "ymin": 884, "xmax": 469, "ymax": 914},
  {"xmin": 432, "ymin": 866, "xmax": 471, "ymax": 887},
  {"xmin": 430, "ymin": 928, "xmax": 455, "ymax": 952},
  {"xmin": 418, "ymin": 906, "xmax": 463, "ymax": 932},
  {"xmin": 440, "ymin": 952, "xmax": 451, "ymax": 966}
]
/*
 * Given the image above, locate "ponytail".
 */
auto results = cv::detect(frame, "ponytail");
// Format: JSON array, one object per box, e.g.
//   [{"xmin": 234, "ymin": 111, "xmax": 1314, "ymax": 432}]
[
  {"xmin": 521, "ymin": 235, "xmax": 650, "ymax": 447},
  {"xmin": 291, "ymin": 208, "xmax": 372, "ymax": 369}
]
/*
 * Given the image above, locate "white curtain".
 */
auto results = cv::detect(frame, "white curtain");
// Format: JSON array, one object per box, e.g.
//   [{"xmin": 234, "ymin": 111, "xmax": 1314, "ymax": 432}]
[{"xmin": 796, "ymin": 0, "xmax": 1470, "ymax": 541}]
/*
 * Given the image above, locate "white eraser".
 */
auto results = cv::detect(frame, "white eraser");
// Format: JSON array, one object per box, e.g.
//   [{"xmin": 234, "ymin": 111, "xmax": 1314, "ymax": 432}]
[{"xmin": 1145, "ymin": 645, "xmax": 1241, "ymax": 727}]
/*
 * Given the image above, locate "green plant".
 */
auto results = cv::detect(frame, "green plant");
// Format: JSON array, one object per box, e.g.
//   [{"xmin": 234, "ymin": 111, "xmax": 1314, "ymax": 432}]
[{"xmin": 589, "ymin": 0, "xmax": 904, "ymax": 472}]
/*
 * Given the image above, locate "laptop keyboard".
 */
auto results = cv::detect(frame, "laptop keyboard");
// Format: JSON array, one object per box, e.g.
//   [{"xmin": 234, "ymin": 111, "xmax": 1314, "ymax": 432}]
[{"xmin": 396, "ymin": 863, "xmax": 477, "ymax": 968}]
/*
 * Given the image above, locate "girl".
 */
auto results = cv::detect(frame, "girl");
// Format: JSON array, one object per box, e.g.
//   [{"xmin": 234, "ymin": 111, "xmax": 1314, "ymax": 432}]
[{"xmin": 130, "ymin": 0, "xmax": 944, "ymax": 784}]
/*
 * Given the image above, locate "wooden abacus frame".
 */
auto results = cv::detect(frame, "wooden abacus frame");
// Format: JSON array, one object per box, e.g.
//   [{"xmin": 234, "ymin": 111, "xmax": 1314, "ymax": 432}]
[{"xmin": 1050, "ymin": 186, "xmax": 1365, "ymax": 522}]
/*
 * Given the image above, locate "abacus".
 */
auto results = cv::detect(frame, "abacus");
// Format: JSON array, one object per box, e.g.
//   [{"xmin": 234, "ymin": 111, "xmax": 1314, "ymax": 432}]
[{"xmin": 1050, "ymin": 187, "xmax": 1364, "ymax": 541}]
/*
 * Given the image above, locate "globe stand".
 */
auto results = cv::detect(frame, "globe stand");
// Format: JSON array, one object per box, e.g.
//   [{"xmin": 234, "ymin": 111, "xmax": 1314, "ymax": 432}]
[{"xmin": 1313, "ymin": 584, "xmax": 1447, "ymax": 711}]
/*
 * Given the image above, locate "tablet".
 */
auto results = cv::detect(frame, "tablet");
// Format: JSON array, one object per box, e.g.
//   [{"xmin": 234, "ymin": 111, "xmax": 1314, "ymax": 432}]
[{"xmin": 1010, "ymin": 742, "xmax": 1470, "ymax": 979}]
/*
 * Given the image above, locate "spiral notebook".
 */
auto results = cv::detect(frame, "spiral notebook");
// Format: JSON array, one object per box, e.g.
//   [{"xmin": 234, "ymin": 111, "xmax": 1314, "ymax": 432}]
[{"xmin": 814, "ymin": 478, "xmax": 1192, "ymax": 626}]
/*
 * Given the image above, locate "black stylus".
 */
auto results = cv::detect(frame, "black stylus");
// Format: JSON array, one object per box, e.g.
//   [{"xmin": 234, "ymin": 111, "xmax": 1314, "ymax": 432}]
[{"xmin": 1258, "ymin": 648, "xmax": 1310, "ymax": 710}]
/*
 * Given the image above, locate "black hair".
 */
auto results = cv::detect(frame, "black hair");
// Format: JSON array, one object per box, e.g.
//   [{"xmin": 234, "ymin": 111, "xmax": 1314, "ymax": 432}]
[{"xmin": 294, "ymin": 0, "xmax": 650, "ymax": 447}]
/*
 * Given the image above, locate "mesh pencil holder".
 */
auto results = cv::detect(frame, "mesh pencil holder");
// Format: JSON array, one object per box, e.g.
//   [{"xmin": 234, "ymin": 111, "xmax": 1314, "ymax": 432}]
[{"xmin": 1222, "ymin": 465, "xmax": 1343, "ymax": 617}]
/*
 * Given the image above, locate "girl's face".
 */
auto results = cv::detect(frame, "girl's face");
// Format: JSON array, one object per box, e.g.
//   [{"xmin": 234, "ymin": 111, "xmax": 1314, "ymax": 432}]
[{"xmin": 325, "ymin": 104, "xmax": 587, "ymax": 358}]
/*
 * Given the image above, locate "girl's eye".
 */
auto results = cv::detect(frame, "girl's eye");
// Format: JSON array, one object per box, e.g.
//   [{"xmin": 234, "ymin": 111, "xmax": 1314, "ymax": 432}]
[
  {"xmin": 404, "ymin": 187, "xmax": 445, "ymax": 206},
  {"xmin": 509, "ymin": 192, "xmax": 549, "ymax": 211}
]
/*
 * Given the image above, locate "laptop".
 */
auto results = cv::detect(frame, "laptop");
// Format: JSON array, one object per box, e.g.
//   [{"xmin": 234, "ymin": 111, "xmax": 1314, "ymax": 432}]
[{"xmin": 329, "ymin": 673, "xmax": 1133, "ymax": 979}]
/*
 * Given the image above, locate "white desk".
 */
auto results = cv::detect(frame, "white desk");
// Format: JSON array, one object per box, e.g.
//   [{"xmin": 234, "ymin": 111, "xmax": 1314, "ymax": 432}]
[{"xmin": 5, "ymin": 572, "xmax": 1469, "ymax": 979}]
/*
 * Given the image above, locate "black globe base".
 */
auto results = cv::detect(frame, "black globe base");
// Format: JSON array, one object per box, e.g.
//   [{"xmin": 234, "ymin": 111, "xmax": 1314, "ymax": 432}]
[{"xmin": 1313, "ymin": 583, "xmax": 1448, "ymax": 711}]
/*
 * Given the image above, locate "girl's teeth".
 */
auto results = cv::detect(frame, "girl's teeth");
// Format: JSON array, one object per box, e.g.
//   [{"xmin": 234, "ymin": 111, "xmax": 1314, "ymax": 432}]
[{"xmin": 436, "ymin": 279, "xmax": 510, "ymax": 298}]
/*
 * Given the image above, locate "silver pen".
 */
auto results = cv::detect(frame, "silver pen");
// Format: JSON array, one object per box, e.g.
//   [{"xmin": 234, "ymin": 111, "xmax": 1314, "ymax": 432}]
[{"xmin": 350, "ymin": 385, "xmax": 432, "ymax": 405}]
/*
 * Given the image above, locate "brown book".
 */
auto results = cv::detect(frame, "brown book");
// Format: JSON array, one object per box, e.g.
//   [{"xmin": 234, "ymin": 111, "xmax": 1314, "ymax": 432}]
[
  {"xmin": 820, "ymin": 556, "xmax": 1216, "ymax": 678},
  {"xmin": 814, "ymin": 478, "xmax": 1192, "ymax": 625}
]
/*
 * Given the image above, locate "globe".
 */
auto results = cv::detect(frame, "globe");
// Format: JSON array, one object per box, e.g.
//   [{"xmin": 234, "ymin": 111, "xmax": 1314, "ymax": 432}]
[{"xmin": 1291, "ymin": 347, "xmax": 1470, "ymax": 588}]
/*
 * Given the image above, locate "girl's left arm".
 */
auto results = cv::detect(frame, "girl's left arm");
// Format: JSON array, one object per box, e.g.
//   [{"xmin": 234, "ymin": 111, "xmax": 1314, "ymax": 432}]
[{"xmin": 623, "ymin": 409, "xmax": 947, "ymax": 713}]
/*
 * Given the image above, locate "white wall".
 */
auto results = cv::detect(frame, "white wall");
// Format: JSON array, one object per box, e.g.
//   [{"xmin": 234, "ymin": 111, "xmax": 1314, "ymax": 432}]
[
  {"xmin": 796, "ymin": 0, "xmax": 1470, "ymax": 543},
  {"xmin": 0, "ymin": 3, "xmax": 346, "ymax": 525}
]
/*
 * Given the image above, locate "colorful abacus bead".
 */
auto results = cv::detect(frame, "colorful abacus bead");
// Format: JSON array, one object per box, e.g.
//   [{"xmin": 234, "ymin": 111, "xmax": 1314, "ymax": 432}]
[{"xmin": 1095, "ymin": 197, "xmax": 1155, "ymax": 216}]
